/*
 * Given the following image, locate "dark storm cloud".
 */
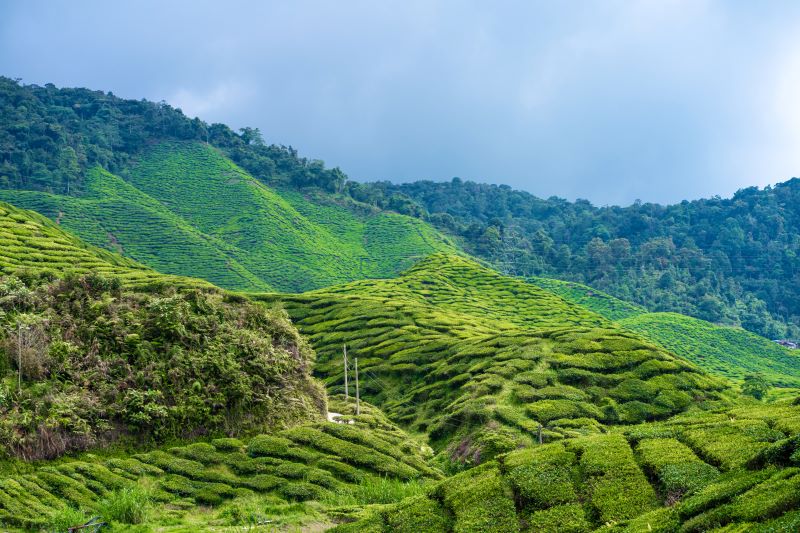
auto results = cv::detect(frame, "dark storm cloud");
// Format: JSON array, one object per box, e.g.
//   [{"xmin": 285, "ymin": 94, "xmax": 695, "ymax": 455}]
[{"xmin": 2, "ymin": 0, "xmax": 799, "ymax": 205}]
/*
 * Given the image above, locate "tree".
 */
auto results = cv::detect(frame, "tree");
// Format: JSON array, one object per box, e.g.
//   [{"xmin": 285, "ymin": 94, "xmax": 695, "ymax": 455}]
[{"xmin": 742, "ymin": 373, "xmax": 769, "ymax": 400}]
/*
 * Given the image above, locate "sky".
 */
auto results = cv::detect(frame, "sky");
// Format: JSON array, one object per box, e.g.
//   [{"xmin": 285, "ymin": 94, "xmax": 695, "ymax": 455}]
[{"xmin": 1, "ymin": 0, "xmax": 800, "ymax": 206}]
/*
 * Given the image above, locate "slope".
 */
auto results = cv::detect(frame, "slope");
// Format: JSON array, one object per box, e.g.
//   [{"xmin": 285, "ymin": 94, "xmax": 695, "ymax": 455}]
[
  {"xmin": 531, "ymin": 277, "xmax": 800, "ymax": 388},
  {"xmin": 0, "ymin": 141, "xmax": 458, "ymax": 292},
  {"xmin": 335, "ymin": 401, "xmax": 800, "ymax": 532},
  {"xmin": 259, "ymin": 254, "xmax": 729, "ymax": 461},
  {"xmin": 619, "ymin": 312, "xmax": 800, "ymax": 388},
  {"xmin": 0, "ymin": 398, "xmax": 440, "ymax": 531},
  {"xmin": 0, "ymin": 201, "xmax": 208, "ymax": 289}
]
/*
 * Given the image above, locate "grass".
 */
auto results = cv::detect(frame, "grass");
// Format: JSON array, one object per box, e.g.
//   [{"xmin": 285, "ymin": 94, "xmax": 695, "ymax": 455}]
[{"xmin": 0, "ymin": 141, "xmax": 457, "ymax": 292}]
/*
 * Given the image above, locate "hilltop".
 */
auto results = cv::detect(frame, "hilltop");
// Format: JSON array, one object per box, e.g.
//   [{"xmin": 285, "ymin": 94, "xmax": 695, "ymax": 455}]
[{"xmin": 259, "ymin": 254, "xmax": 730, "ymax": 461}]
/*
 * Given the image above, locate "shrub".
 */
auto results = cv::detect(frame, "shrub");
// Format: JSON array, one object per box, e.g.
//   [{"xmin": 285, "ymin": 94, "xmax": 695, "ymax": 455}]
[
  {"xmin": 386, "ymin": 495, "xmax": 451, "ymax": 532},
  {"xmin": 439, "ymin": 463, "xmax": 518, "ymax": 532},
  {"xmin": 212, "ymin": 437, "xmax": 245, "ymax": 452},
  {"xmin": 247, "ymin": 434, "xmax": 294, "ymax": 458},
  {"xmin": 503, "ymin": 443, "xmax": 577, "ymax": 509},
  {"xmin": 636, "ymin": 438, "xmax": 719, "ymax": 498},
  {"xmin": 521, "ymin": 503, "xmax": 589, "ymax": 533},
  {"xmin": 526, "ymin": 399, "xmax": 603, "ymax": 424},
  {"xmin": 316, "ymin": 458, "xmax": 365, "ymax": 483},
  {"xmin": 46, "ymin": 505, "xmax": 88, "ymax": 532},
  {"xmin": 98, "ymin": 485, "xmax": 151, "ymax": 524},
  {"xmin": 570, "ymin": 435, "xmax": 657, "ymax": 522},
  {"xmin": 279, "ymin": 481, "xmax": 325, "ymax": 501},
  {"xmin": 323, "ymin": 475, "xmax": 426, "ymax": 506}
]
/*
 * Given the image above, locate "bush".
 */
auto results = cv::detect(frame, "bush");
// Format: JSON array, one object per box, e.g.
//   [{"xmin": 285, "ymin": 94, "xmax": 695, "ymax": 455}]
[
  {"xmin": 503, "ymin": 443, "xmax": 577, "ymax": 509},
  {"xmin": 212, "ymin": 437, "xmax": 245, "ymax": 452},
  {"xmin": 98, "ymin": 485, "xmax": 151, "ymax": 524},
  {"xmin": 636, "ymin": 438, "xmax": 719, "ymax": 498},
  {"xmin": 279, "ymin": 481, "xmax": 325, "ymax": 501},
  {"xmin": 569, "ymin": 435, "xmax": 657, "ymax": 522},
  {"xmin": 46, "ymin": 505, "xmax": 88, "ymax": 532},
  {"xmin": 386, "ymin": 495, "xmax": 451, "ymax": 532},
  {"xmin": 247, "ymin": 435, "xmax": 294, "ymax": 458},
  {"xmin": 439, "ymin": 463, "xmax": 518, "ymax": 532},
  {"xmin": 521, "ymin": 503, "xmax": 589, "ymax": 533}
]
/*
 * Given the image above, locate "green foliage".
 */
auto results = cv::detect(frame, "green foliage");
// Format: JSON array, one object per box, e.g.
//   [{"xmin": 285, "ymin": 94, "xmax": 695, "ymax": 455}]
[
  {"xmin": 619, "ymin": 313, "xmax": 800, "ymax": 388},
  {"xmin": 263, "ymin": 254, "xmax": 724, "ymax": 453},
  {"xmin": 98, "ymin": 485, "xmax": 151, "ymax": 524},
  {"xmin": 439, "ymin": 464, "xmax": 519, "ymax": 532},
  {"xmin": 0, "ymin": 414, "xmax": 439, "ymax": 529},
  {"xmin": 45, "ymin": 505, "xmax": 89, "ymax": 532},
  {"xmin": 0, "ymin": 140, "xmax": 457, "ymax": 292},
  {"xmin": 0, "ymin": 271, "xmax": 325, "ymax": 459},
  {"xmin": 743, "ymin": 373, "xmax": 771, "ymax": 399},
  {"xmin": 636, "ymin": 438, "xmax": 719, "ymax": 499},
  {"xmin": 502, "ymin": 442, "xmax": 577, "ymax": 509},
  {"xmin": 521, "ymin": 503, "xmax": 590, "ymax": 533},
  {"xmin": 369, "ymin": 177, "xmax": 800, "ymax": 340},
  {"xmin": 569, "ymin": 434, "xmax": 659, "ymax": 523}
]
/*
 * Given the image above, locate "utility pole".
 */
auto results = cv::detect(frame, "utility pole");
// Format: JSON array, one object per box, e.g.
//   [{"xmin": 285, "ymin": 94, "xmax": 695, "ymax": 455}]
[
  {"xmin": 355, "ymin": 357, "xmax": 360, "ymax": 415},
  {"xmin": 537, "ymin": 423, "xmax": 543, "ymax": 445},
  {"xmin": 17, "ymin": 322, "xmax": 22, "ymax": 392},
  {"xmin": 343, "ymin": 344, "xmax": 349, "ymax": 401}
]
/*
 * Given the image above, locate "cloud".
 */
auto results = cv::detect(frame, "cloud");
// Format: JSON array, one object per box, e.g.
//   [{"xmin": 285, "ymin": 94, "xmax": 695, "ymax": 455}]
[
  {"xmin": 170, "ymin": 81, "xmax": 254, "ymax": 121},
  {"xmin": 1, "ymin": 0, "xmax": 799, "ymax": 205}
]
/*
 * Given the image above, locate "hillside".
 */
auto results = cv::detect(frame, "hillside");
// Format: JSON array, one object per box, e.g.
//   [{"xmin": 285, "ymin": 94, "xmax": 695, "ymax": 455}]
[
  {"xmin": 531, "ymin": 276, "xmax": 800, "ymax": 388},
  {"xmin": 620, "ymin": 313, "xmax": 800, "ymax": 388},
  {"xmin": 0, "ymin": 398, "xmax": 440, "ymax": 530},
  {"xmin": 370, "ymin": 178, "xmax": 800, "ymax": 340},
  {"xmin": 336, "ymin": 402, "xmax": 800, "ymax": 532},
  {"xmin": 0, "ymin": 141, "xmax": 457, "ymax": 292},
  {"xmin": 0, "ymin": 200, "xmax": 208, "ymax": 289},
  {"xmin": 260, "ymin": 254, "xmax": 730, "ymax": 461},
  {"xmin": 3, "ymin": 77, "xmax": 799, "ymax": 338},
  {"xmin": 528, "ymin": 277, "xmax": 646, "ymax": 321}
]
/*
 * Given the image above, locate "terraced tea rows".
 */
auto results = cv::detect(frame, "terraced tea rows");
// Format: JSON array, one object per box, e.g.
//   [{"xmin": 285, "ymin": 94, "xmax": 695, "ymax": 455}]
[
  {"xmin": 619, "ymin": 312, "xmax": 800, "ymax": 388},
  {"xmin": 0, "ymin": 141, "xmax": 457, "ymax": 292},
  {"xmin": 0, "ymin": 201, "xmax": 208, "ymax": 289},
  {"xmin": 530, "ymin": 277, "xmax": 800, "ymax": 388},
  {"xmin": 262, "ymin": 255, "xmax": 729, "ymax": 456},
  {"xmin": 0, "ymin": 404, "xmax": 440, "ymax": 531},
  {"xmin": 334, "ymin": 402, "xmax": 800, "ymax": 532}
]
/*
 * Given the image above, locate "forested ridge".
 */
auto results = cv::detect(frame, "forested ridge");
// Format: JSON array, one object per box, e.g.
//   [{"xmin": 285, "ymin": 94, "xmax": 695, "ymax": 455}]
[
  {"xmin": 1, "ymin": 76, "xmax": 798, "ymax": 338},
  {"xmin": 367, "ymin": 179, "xmax": 800, "ymax": 340}
]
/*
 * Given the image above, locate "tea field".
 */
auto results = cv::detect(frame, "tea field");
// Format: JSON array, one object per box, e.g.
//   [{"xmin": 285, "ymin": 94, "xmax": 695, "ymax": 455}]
[{"xmin": 0, "ymin": 141, "xmax": 457, "ymax": 292}]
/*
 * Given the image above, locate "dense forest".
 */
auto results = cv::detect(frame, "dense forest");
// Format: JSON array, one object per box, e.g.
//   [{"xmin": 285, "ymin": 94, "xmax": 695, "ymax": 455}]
[
  {"xmin": 1, "ymin": 77, "xmax": 797, "ymax": 338},
  {"xmin": 368, "ymin": 179, "xmax": 800, "ymax": 340}
]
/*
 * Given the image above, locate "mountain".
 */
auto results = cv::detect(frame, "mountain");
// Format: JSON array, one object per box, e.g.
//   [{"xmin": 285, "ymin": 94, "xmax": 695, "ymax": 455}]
[
  {"xmin": 530, "ymin": 277, "xmax": 800, "ymax": 388},
  {"xmin": 3, "ymin": 76, "xmax": 800, "ymax": 531},
  {"xmin": 3, "ymin": 76, "xmax": 798, "ymax": 338},
  {"xmin": 0, "ymin": 140, "xmax": 456, "ymax": 292}
]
